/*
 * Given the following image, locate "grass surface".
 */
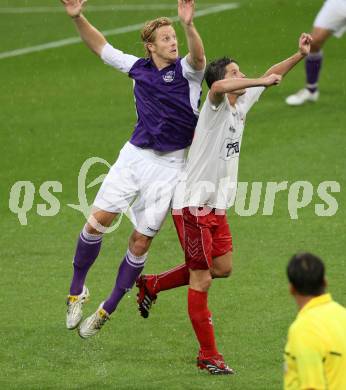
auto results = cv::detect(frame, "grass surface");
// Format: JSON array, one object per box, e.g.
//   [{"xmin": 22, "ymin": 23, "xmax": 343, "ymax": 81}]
[{"xmin": 0, "ymin": 0, "xmax": 345, "ymax": 389}]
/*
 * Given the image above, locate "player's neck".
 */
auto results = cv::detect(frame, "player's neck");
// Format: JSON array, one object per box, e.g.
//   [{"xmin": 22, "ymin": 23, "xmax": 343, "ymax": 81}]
[
  {"xmin": 152, "ymin": 55, "xmax": 174, "ymax": 71},
  {"xmin": 227, "ymin": 94, "xmax": 238, "ymax": 107},
  {"xmin": 295, "ymin": 294, "xmax": 323, "ymax": 310}
]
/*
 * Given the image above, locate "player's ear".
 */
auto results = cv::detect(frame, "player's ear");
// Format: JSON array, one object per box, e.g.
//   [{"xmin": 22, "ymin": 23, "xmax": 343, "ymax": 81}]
[
  {"xmin": 147, "ymin": 43, "xmax": 155, "ymax": 55},
  {"xmin": 323, "ymin": 278, "xmax": 328, "ymax": 290},
  {"xmin": 289, "ymin": 283, "xmax": 296, "ymax": 296}
]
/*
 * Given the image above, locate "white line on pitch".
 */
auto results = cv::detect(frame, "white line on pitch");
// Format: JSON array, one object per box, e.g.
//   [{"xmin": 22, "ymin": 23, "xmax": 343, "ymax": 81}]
[
  {"xmin": 0, "ymin": 3, "xmax": 233, "ymax": 13},
  {"xmin": 0, "ymin": 3, "xmax": 239, "ymax": 60},
  {"xmin": 0, "ymin": 5, "xmax": 176, "ymax": 13}
]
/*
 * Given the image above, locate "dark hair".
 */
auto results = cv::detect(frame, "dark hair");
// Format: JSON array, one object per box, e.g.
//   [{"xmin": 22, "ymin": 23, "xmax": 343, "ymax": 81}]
[
  {"xmin": 287, "ymin": 253, "xmax": 326, "ymax": 296},
  {"xmin": 205, "ymin": 57, "xmax": 238, "ymax": 89}
]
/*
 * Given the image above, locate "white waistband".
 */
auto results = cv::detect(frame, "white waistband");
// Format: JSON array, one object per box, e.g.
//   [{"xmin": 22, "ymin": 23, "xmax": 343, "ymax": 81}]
[{"xmin": 127, "ymin": 142, "xmax": 187, "ymax": 166}]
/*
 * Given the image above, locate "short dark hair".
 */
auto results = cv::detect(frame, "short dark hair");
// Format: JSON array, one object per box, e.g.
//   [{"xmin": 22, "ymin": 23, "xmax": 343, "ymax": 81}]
[
  {"xmin": 205, "ymin": 57, "xmax": 238, "ymax": 89},
  {"xmin": 287, "ymin": 253, "xmax": 326, "ymax": 296}
]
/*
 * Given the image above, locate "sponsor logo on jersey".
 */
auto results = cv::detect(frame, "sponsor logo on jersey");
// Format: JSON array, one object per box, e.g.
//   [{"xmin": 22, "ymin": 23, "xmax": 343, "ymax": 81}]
[
  {"xmin": 226, "ymin": 141, "xmax": 240, "ymax": 157},
  {"xmin": 229, "ymin": 124, "xmax": 236, "ymax": 133},
  {"xmin": 162, "ymin": 70, "xmax": 175, "ymax": 83},
  {"xmin": 220, "ymin": 137, "xmax": 240, "ymax": 160},
  {"xmin": 232, "ymin": 111, "xmax": 245, "ymax": 122}
]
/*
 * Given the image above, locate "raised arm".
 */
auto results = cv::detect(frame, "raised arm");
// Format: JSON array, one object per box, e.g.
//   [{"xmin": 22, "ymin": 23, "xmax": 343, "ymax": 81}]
[
  {"xmin": 210, "ymin": 74, "xmax": 282, "ymax": 105},
  {"xmin": 61, "ymin": 0, "xmax": 107, "ymax": 56},
  {"xmin": 264, "ymin": 33, "xmax": 312, "ymax": 77},
  {"xmin": 178, "ymin": 0, "xmax": 206, "ymax": 71}
]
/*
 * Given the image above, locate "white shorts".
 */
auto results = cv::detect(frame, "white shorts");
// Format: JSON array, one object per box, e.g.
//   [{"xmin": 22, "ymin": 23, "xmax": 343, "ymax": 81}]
[
  {"xmin": 94, "ymin": 142, "xmax": 186, "ymax": 237},
  {"xmin": 314, "ymin": 0, "xmax": 346, "ymax": 38}
]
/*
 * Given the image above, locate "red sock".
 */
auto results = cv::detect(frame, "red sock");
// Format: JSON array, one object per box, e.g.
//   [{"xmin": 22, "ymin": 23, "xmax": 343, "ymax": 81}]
[
  {"xmin": 188, "ymin": 288, "xmax": 218, "ymax": 357},
  {"xmin": 146, "ymin": 263, "xmax": 190, "ymax": 294}
]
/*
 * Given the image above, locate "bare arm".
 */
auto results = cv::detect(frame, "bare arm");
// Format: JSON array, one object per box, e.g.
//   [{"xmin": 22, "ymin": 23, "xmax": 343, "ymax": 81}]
[
  {"xmin": 61, "ymin": 0, "xmax": 107, "ymax": 56},
  {"xmin": 209, "ymin": 74, "xmax": 282, "ymax": 105},
  {"xmin": 178, "ymin": 0, "xmax": 205, "ymax": 71},
  {"xmin": 264, "ymin": 33, "xmax": 312, "ymax": 77}
]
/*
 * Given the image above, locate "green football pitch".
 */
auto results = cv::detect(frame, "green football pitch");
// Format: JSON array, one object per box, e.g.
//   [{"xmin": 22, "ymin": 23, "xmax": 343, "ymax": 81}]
[{"xmin": 1, "ymin": 0, "xmax": 345, "ymax": 388}]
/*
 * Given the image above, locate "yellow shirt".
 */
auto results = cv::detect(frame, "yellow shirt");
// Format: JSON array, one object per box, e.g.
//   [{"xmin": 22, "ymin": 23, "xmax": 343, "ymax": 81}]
[{"xmin": 284, "ymin": 294, "xmax": 346, "ymax": 390}]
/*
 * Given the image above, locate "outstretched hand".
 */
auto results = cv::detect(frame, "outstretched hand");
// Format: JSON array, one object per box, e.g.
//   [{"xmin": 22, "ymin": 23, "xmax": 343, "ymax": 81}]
[
  {"xmin": 60, "ymin": 0, "xmax": 87, "ymax": 18},
  {"xmin": 299, "ymin": 33, "xmax": 313, "ymax": 56},
  {"xmin": 263, "ymin": 73, "xmax": 282, "ymax": 87},
  {"xmin": 178, "ymin": 0, "xmax": 195, "ymax": 26}
]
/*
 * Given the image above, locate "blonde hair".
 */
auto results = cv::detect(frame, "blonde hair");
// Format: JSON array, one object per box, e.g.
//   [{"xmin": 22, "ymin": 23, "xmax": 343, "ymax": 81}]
[{"xmin": 141, "ymin": 17, "xmax": 173, "ymax": 57}]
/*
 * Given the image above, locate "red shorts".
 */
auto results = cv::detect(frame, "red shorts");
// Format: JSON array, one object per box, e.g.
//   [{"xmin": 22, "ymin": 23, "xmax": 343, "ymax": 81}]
[{"xmin": 172, "ymin": 207, "xmax": 233, "ymax": 270}]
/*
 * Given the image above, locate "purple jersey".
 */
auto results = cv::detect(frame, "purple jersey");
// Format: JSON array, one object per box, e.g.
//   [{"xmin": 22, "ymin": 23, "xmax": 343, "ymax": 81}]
[{"xmin": 101, "ymin": 43, "xmax": 204, "ymax": 152}]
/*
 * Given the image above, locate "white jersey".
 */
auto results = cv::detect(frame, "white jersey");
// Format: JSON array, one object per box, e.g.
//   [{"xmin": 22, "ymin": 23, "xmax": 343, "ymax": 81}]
[{"xmin": 173, "ymin": 87, "xmax": 265, "ymax": 210}]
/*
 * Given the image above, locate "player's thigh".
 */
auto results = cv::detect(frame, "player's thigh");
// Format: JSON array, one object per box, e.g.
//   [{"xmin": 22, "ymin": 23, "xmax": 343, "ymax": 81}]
[
  {"xmin": 181, "ymin": 208, "xmax": 213, "ymax": 271},
  {"xmin": 172, "ymin": 211, "xmax": 185, "ymax": 250},
  {"xmin": 130, "ymin": 163, "xmax": 182, "ymax": 237},
  {"xmin": 211, "ymin": 251, "xmax": 233, "ymax": 278},
  {"xmin": 93, "ymin": 143, "xmax": 140, "ymax": 215},
  {"xmin": 172, "ymin": 208, "xmax": 214, "ymax": 253},
  {"xmin": 210, "ymin": 214, "xmax": 233, "ymax": 277}
]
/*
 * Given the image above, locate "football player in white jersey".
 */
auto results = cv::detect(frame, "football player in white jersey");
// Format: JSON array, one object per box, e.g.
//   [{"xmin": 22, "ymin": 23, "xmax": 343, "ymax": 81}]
[
  {"xmin": 136, "ymin": 33, "xmax": 312, "ymax": 374},
  {"xmin": 286, "ymin": 0, "xmax": 346, "ymax": 105}
]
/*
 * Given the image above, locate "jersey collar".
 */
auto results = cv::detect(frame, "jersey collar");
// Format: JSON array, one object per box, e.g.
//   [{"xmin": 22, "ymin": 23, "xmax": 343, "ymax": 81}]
[
  {"xmin": 145, "ymin": 57, "xmax": 179, "ymax": 71},
  {"xmin": 299, "ymin": 293, "xmax": 332, "ymax": 316}
]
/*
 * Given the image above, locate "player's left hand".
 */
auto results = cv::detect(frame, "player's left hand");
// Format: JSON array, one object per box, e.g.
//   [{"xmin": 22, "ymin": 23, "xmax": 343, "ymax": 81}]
[
  {"xmin": 262, "ymin": 73, "xmax": 282, "ymax": 87},
  {"xmin": 299, "ymin": 33, "xmax": 313, "ymax": 56},
  {"xmin": 178, "ymin": 0, "xmax": 195, "ymax": 26}
]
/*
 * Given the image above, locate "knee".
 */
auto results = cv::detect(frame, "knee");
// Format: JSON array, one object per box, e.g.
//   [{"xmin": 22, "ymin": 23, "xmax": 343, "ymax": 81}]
[
  {"xmin": 222, "ymin": 266, "xmax": 232, "ymax": 278},
  {"xmin": 129, "ymin": 231, "xmax": 152, "ymax": 256},
  {"xmin": 189, "ymin": 272, "xmax": 212, "ymax": 292},
  {"xmin": 84, "ymin": 223, "xmax": 103, "ymax": 236},
  {"xmin": 86, "ymin": 210, "xmax": 117, "ymax": 234},
  {"xmin": 212, "ymin": 265, "xmax": 232, "ymax": 279},
  {"xmin": 199, "ymin": 276, "xmax": 212, "ymax": 291}
]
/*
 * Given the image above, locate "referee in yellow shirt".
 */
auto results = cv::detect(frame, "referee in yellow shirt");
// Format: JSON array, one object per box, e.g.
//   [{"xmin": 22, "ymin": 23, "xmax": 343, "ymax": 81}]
[{"xmin": 284, "ymin": 253, "xmax": 346, "ymax": 390}]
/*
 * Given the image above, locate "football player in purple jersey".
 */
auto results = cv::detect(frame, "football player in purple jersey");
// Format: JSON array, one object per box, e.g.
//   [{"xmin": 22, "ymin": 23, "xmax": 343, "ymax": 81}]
[
  {"xmin": 61, "ymin": 0, "xmax": 206, "ymax": 338},
  {"xmin": 286, "ymin": 0, "xmax": 346, "ymax": 106}
]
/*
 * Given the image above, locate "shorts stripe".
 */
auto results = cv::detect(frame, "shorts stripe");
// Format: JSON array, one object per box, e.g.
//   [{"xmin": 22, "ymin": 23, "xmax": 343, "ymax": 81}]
[{"xmin": 197, "ymin": 215, "xmax": 211, "ymax": 269}]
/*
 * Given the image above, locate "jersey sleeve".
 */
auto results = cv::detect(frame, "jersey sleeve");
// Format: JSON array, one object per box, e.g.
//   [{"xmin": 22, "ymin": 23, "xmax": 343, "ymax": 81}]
[
  {"xmin": 289, "ymin": 327, "xmax": 326, "ymax": 390},
  {"xmin": 181, "ymin": 55, "xmax": 205, "ymax": 83},
  {"xmin": 101, "ymin": 43, "xmax": 139, "ymax": 74},
  {"xmin": 237, "ymin": 86, "xmax": 265, "ymax": 115}
]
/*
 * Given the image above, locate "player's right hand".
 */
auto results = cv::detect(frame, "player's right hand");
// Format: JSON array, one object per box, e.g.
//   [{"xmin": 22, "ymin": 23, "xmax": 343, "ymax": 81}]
[
  {"xmin": 299, "ymin": 33, "xmax": 313, "ymax": 56},
  {"xmin": 263, "ymin": 73, "xmax": 282, "ymax": 87},
  {"xmin": 60, "ymin": 0, "xmax": 87, "ymax": 18},
  {"xmin": 178, "ymin": 0, "xmax": 195, "ymax": 26}
]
